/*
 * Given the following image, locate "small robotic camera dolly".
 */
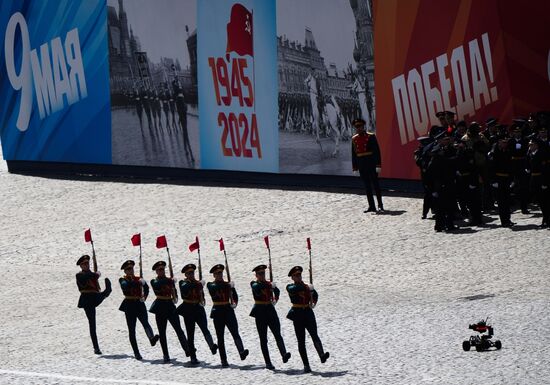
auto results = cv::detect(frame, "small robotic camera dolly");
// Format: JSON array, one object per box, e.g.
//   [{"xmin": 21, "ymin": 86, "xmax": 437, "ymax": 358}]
[{"xmin": 462, "ymin": 318, "xmax": 502, "ymax": 352}]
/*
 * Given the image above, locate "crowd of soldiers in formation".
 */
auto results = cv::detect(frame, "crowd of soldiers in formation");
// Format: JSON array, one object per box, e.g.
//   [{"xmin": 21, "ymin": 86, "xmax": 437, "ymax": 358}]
[
  {"xmin": 415, "ymin": 110, "xmax": 550, "ymax": 232},
  {"xmin": 75, "ymin": 256, "xmax": 329, "ymax": 374},
  {"xmin": 278, "ymin": 91, "xmax": 361, "ymax": 139},
  {"xmin": 115, "ymin": 78, "xmax": 194, "ymax": 161}
]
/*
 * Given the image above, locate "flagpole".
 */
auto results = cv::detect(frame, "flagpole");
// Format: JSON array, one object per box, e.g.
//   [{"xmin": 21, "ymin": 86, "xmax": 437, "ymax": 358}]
[
  {"xmin": 139, "ymin": 243, "xmax": 143, "ymax": 278},
  {"xmin": 197, "ymin": 247, "xmax": 203, "ymax": 281},
  {"xmin": 251, "ymin": 10, "xmax": 255, "ymax": 113},
  {"xmin": 307, "ymin": 238, "xmax": 313, "ymax": 285},
  {"xmin": 166, "ymin": 246, "xmax": 178, "ymax": 304}
]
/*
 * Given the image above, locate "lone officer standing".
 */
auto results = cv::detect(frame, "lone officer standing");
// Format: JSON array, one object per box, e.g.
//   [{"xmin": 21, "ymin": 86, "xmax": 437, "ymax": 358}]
[
  {"xmin": 352, "ymin": 118, "xmax": 384, "ymax": 212},
  {"xmin": 119, "ymin": 260, "xmax": 160, "ymax": 360},
  {"xmin": 249, "ymin": 264, "xmax": 291, "ymax": 370},
  {"xmin": 177, "ymin": 263, "xmax": 218, "ymax": 365},
  {"xmin": 149, "ymin": 261, "xmax": 190, "ymax": 363},
  {"xmin": 207, "ymin": 264, "xmax": 249, "ymax": 367},
  {"xmin": 75, "ymin": 255, "xmax": 112, "ymax": 355},
  {"xmin": 286, "ymin": 266, "xmax": 329, "ymax": 373}
]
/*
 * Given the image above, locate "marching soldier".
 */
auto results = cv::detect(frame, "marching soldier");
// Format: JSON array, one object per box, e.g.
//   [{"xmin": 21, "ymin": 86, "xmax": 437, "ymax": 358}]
[
  {"xmin": 207, "ymin": 264, "xmax": 249, "ymax": 367},
  {"xmin": 177, "ymin": 264, "xmax": 218, "ymax": 365},
  {"xmin": 149, "ymin": 261, "xmax": 190, "ymax": 363},
  {"xmin": 75, "ymin": 255, "xmax": 112, "ymax": 355},
  {"xmin": 173, "ymin": 77, "xmax": 194, "ymax": 162},
  {"xmin": 509, "ymin": 125, "xmax": 530, "ymax": 213},
  {"xmin": 351, "ymin": 118, "xmax": 384, "ymax": 213},
  {"xmin": 249, "ymin": 264, "xmax": 291, "ymax": 370},
  {"xmin": 526, "ymin": 139, "xmax": 550, "ymax": 227},
  {"xmin": 286, "ymin": 266, "xmax": 329, "ymax": 374},
  {"xmin": 119, "ymin": 260, "xmax": 160, "ymax": 360},
  {"xmin": 488, "ymin": 135, "xmax": 515, "ymax": 227}
]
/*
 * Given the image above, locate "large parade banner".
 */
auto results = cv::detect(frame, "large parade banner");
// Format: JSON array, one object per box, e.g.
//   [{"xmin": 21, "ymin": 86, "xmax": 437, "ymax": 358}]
[
  {"xmin": 374, "ymin": 0, "xmax": 550, "ymax": 180},
  {"xmin": 198, "ymin": 0, "xmax": 278, "ymax": 173},
  {"xmin": 0, "ymin": 0, "xmax": 111, "ymax": 164}
]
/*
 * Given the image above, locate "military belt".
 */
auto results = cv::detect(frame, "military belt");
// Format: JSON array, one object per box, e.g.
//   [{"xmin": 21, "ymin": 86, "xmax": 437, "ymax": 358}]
[
  {"xmin": 124, "ymin": 296, "xmax": 141, "ymax": 300},
  {"xmin": 254, "ymin": 300, "xmax": 272, "ymax": 305},
  {"xmin": 155, "ymin": 295, "xmax": 173, "ymax": 300},
  {"xmin": 292, "ymin": 304, "xmax": 310, "ymax": 308},
  {"xmin": 79, "ymin": 290, "xmax": 99, "ymax": 294},
  {"xmin": 356, "ymin": 151, "xmax": 373, "ymax": 157},
  {"xmin": 531, "ymin": 172, "xmax": 542, "ymax": 176},
  {"xmin": 182, "ymin": 299, "xmax": 200, "ymax": 304},
  {"xmin": 495, "ymin": 173, "xmax": 509, "ymax": 177},
  {"xmin": 212, "ymin": 301, "xmax": 230, "ymax": 306}
]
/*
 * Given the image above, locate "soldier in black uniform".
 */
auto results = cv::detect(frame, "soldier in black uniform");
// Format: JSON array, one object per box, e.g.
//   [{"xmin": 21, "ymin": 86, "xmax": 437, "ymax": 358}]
[
  {"xmin": 249, "ymin": 264, "xmax": 291, "ymax": 370},
  {"xmin": 149, "ymin": 261, "xmax": 190, "ymax": 363},
  {"xmin": 488, "ymin": 135, "xmax": 515, "ymax": 227},
  {"xmin": 351, "ymin": 118, "xmax": 384, "ymax": 212},
  {"xmin": 455, "ymin": 139, "xmax": 483, "ymax": 225},
  {"xmin": 176, "ymin": 264, "xmax": 218, "ymax": 365},
  {"xmin": 173, "ymin": 77, "xmax": 194, "ymax": 162},
  {"xmin": 526, "ymin": 139, "xmax": 550, "ymax": 227},
  {"xmin": 141, "ymin": 86, "xmax": 152, "ymax": 130},
  {"xmin": 206, "ymin": 264, "xmax": 249, "ymax": 367},
  {"xmin": 118, "ymin": 260, "xmax": 159, "ymax": 360},
  {"xmin": 161, "ymin": 84, "xmax": 172, "ymax": 131},
  {"xmin": 508, "ymin": 126, "xmax": 530, "ymax": 213},
  {"xmin": 133, "ymin": 86, "xmax": 144, "ymax": 130},
  {"xmin": 414, "ymin": 136, "xmax": 435, "ymax": 219},
  {"xmin": 286, "ymin": 266, "xmax": 329, "ymax": 373},
  {"xmin": 75, "ymin": 255, "xmax": 112, "ymax": 355}
]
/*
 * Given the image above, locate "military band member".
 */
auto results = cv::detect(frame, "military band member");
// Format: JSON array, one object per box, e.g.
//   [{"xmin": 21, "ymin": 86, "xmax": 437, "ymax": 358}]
[
  {"xmin": 489, "ymin": 135, "xmax": 515, "ymax": 227},
  {"xmin": 75, "ymin": 255, "xmax": 112, "ymax": 355},
  {"xmin": 286, "ymin": 266, "xmax": 329, "ymax": 373},
  {"xmin": 351, "ymin": 118, "xmax": 384, "ymax": 213},
  {"xmin": 509, "ymin": 126, "xmax": 530, "ymax": 214},
  {"xmin": 149, "ymin": 261, "xmax": 190, "ymax": 363},
  {"xmin": 207, "ymin": 264, "xmax": 249, "ymax": 367},
  {"xmin": 177, "ymin": 264, "xmax": 218, "ymax": 365},
  {"xmin": 119, "ymin": 260, "xmax": 159, "ymax": 360},
  {"xmin": 249, "ymin": 265, "xmax": 291, "ymax": 370}
]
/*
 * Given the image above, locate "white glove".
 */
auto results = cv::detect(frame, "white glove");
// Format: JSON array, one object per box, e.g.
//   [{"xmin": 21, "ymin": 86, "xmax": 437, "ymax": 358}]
[
  {"xmin": 525, "ymin": 169, "xmax": 531, "ymax": 173},
  {"xmin": 307, "ymin": 284, "xmax": 314, "ymax": 291},
  {"xmin": 542, "ymin": 185, "xmax": 548, "ymax": 190},
  {"xmin": 376, "ymin": 167, "xmax": 381, "ymax": 174},
  {"xmin": 271, "ymin": 299, "xmax": 278, "ymax": 306},
  {"xmin": 510, "ymin": 182, "xmax": 516, "ymax": 189},
  {"xmin": 491, "ymin": 183, "xmax": 498, "ymax": 188},
  {"xmin": 516, "ymin": 143, "xmax": 522, "ymax": 149},
  {"xmin": 431, "ymin": 192, "xmax": 439, "ymax": 198},
  {"xmin": 468, "ymin": 185, "xmax": 476, "ymax": 190},
  {"xmin": 271, "ymin": 282, "xmax": 277, "ymax": 289},
  {"xmin": 229, "ymin": 281, "xmax": 235, "ymax": 288},
  {"xmin": 140, "ymin": 278, "xmax": 146, "ymax": 285},
  {"xmin": 96, "ymin": 271, "xmax": 101, "ymax": 277},
  {"xmin": 230, "ymin": 301, "xmax": 237, "ymax": 309},
  {"xmin": 456, "ymin": 171, "xmax": 461, "ymax": 176}
]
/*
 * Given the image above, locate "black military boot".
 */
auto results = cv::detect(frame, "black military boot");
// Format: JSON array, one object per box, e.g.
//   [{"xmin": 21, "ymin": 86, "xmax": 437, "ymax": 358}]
[
  {"xmin": 282, "ymin": 352, "xmax": 291, "ymax": 363},
  {"xmin": 239, "ymin": 349, "xmax": 249, "ymax": 361}
]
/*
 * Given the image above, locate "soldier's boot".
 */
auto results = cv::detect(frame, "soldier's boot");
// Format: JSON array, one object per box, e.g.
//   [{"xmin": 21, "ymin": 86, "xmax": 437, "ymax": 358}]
[
  {"xmin": 265, "ymin": 359, "xmax": 275, "ymax": 370},
  {"xmin": 145, "ymin": 328, "xmax": 160, "ymax": 347},
  {"xmin": 365, "ymin": 193, "xmax": 376, "ymax": 211},
  {"xmin": 313, "ymin": 340, "xmax": 329, "ymax": 363},
  {"xmin": 103, "ymin": 278, "xmax": 112, "ymax": 298},
  {"xmin": 176, "ymin": 332, "xmax": 191, "ymax": 357},
  {"xmin": 205, "ymin": 333, "xmax": 218, "ymax": 355},
  {"xmin": 377, "ymin": 195, "xmax": 384, "ymax": 212},
  {"xmin": 282, "ymin": 352, "xmax": 291, "ymax": 363}
]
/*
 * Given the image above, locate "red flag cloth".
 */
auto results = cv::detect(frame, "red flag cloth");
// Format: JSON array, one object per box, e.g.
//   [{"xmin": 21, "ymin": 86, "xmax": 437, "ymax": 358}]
[
  {"xmin": 131, "ymin": 233, "xmax": 141, "ymax": 247},
  {"xmin": 306, "ymin": 237, "xmax": 311, "ymax": 250},
  {"xmin": 219, "ymin": 238, "xmax": 225, "ymax": 251},
  {"xmin": 226, "ymin": 3, "xmax": 253, "ymax": 60},
  {"xmin": 84, "ymin": 229, "xmax": 92, "ymax": 243},
  {"xmin": 189, "ymin": 236, "xmax": 200, "ymax": 252},
  {"xmin": 156, "ymin": 235, "xmax": 167, "ymax": 249},
  {"xmin": 264, "ymin": 235, "xmax": 269, "ymax": 249}
]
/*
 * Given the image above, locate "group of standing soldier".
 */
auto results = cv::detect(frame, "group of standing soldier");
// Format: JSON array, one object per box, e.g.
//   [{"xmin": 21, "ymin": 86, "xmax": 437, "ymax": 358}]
[
  {"xmin": 76, "ymin": 255, "xmax": 329, "ymax": 373},
  {"xmin": 415, "ymin": 111, "xmax": 550, "ymax": 231}
]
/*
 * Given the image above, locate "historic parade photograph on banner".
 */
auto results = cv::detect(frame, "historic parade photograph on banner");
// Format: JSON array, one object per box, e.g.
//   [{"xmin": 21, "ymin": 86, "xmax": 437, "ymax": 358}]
[
  {"xmin": 108, "ymin": 0, "xmax": 199, "ymax": 169},
  {"xmin": 277, "ymin": 0, "xmax": 375, "ymax": 175}
]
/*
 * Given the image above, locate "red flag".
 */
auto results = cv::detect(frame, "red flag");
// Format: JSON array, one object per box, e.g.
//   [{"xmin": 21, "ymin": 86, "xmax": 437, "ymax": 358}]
[
  {"xmin": 156, "ymin": 235, "xmax": 167, "ymax": 249},
  {"xmin": 189, "ymin": 236, "xmax": 200, "ymax": 252},
  {"xmin": 226, "ymin": 3, "xmax": 253, "ymax": 60},
  {"xmin": 84, "ymin": 229, "xmax": 92, "ymax": 243},
  {"xmin": 306, "ymin": 237, "xmax": 311, "ymax": 250},
  {"xmin": 264, "ymin": 235, "xmax": 269, "ymax": 249},
  {"xmin": 131, "ymin": 233, "xmax": 141, "ymax": 247},
  {"xmin": 219, "ymin": 238, "xmax": 225, "ymax": 252}
]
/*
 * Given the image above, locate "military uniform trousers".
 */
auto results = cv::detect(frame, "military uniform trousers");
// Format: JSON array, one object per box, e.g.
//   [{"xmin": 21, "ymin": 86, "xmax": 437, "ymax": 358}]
[
  {"xmin": 434, "ymin": 185, "xmax": 456, "ymax": 231},
  {"xmin": 494, "ymin": 175, "xmax": 512, "ymax": 224},
  {"xmin": 210, "ymin": 305, "xmax": 245, "ymax": 363},
  {"xmin": 78, "ymin": 288, "xmax": 111, "ymax": 352},
  {"xmin": 530, "ymin": 176, "xmax": 550, "ymax": 225},
  {"xmin": 119, "ymin": 299, "xmax": 156, "ymax": 356},
  {"xmin": 177, "ymin": 302, "xmax": 216, "ymax": 359},
  {"xmin": 149, "ymin": 299, "xmax": 189, "ymax": 359},
  {"xmin": 287, "ymin": 307, "xmax": 325, "ymax": 367},
  {"xmin": 358, "ymin": 159, "xmax": 383, "ymax": 210},
  {"xmin": 250, "ymin": 304, "xmax": 287, "ymax": 365}
]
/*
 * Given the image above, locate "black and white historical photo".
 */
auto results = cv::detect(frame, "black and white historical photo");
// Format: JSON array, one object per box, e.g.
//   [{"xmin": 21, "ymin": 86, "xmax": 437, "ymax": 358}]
[
  {"xmin": 108, "ymin": 0, "xmax": 199, "ymax": 168},
  {"xmin": 277, "ymin": 0, "xmax": 375, "ymax": 175}
]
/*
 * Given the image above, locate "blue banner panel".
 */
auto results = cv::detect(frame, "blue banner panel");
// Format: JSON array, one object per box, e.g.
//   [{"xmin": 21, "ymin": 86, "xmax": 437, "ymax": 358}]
[
  {"xmin": 0, "ymin": 0, "xmax": 111, "ymax": 163},
  {"xmin": 198, "ymin": 0, "xmax": 278, "ymax": 173}
]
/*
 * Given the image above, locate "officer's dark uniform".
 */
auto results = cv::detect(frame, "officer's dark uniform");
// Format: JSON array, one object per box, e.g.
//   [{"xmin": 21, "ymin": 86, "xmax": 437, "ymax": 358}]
[
  {"xmin": 176, "ymin": 264, "xmax": 217, "ymax": 364},
  {"xmin": 508, "ymin": 129, "xmax": 530, "ymax": 213},
  {"xmin": 249, "ymin": 264, "xmax": 291, "ymax": 369},
  {"xmin": 351, "ymin": 118, "xmax": 384, "ymax": 212},
  {"xmin": 456, "ymin": 142, "xmax": 483, "ymax": 225},
  {"xmin": 118, "ymin": 260, "xmax": 159, "ymax": 360},
  {"xmin": 489, "ymin": 137, "xmax": 514, "ymax": 226},
  {"xmin": 414, "ymin": 136, "xmax": 435, "ymax": 219},
  {"xmin": 75, "ymin": 255, "xmax": 112, "ymax": 354},
  {"xmin": 286, "ymin": 266, "xmax": 329, "ymax": 373},
  {"xmin": 206, "ymin": 264, "xmax": 248, "ymax": 367},
  {"xmin": 526, "ymin": 139, "xmax": 550, "ymax": 227},
  {"xmin": 149, "ymin": 261, "xmax": 190, "ymax": 363}
]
